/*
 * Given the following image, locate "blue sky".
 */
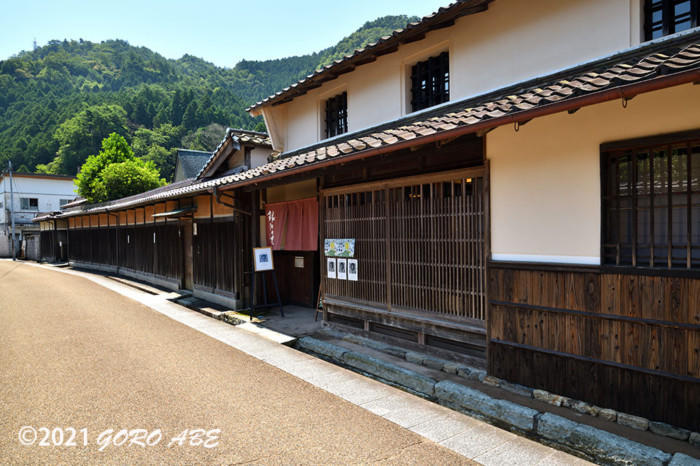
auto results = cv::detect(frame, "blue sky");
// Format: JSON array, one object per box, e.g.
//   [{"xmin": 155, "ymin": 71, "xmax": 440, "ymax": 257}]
[{"xmin": 0, "ymin": 0, "xmax": 450, "ymax": 67}]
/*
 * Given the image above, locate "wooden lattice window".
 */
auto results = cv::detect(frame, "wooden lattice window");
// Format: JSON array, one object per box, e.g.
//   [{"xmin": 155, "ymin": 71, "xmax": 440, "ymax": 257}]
[
  {"xmin": 602, "ymin": 131, "xmax": 700, "ymax": 270},
  {"xmin": 644, "ymin": 0, "xmax": 698, "ymax": 40},
  {"xmin": 325, "ymin": 92, "xmax": 348, "ymax": 138},
  {"xmin": 322, "ymin": 167, "xmax": 487, "ymax": 321},
  {"xmin": 411, "ymin": 52, "xmax": 449, "ymax": 112}
]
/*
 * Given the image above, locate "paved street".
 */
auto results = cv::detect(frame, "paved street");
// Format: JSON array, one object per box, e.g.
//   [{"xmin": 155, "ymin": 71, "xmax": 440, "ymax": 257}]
[{"xmin": 0, "ymin": 261, "xmax": 584, "ymax": 464}]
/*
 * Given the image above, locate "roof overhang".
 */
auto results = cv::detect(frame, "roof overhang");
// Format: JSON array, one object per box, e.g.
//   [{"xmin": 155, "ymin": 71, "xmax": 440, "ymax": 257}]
[
  {"xmin": 44, "ymin": 31, "xmax": 700, "ymax": 220},
  {"xmin": 247, "ymin": 0, "xmax": 493, "ymax": 115}
]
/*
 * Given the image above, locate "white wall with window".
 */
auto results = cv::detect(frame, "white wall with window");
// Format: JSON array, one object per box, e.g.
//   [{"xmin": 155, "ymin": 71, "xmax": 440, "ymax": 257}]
[
  {"xmin": 257, "ymin": 0, "xmax": 653, "ymax": 154},
  {"xmin": 0, "ymin": 174, "xmax": 76, "ymax": 257}
]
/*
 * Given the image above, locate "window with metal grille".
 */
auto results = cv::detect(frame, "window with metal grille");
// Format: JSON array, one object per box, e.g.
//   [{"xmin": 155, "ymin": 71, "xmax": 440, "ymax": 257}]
[
  {"xmin": 411, "ymin": 52, "xmax": 449, "ymax": 112},
  {"xmin": 602, "ymin": 131, "xmax": 700, "ymax": 270},
  {"xmin": 325, "ymin": 92, "xmax": 347, "ymax": 138},
  {"xmin": 644, "ymin": 0, "xmax": 698, "ymax": 41}
]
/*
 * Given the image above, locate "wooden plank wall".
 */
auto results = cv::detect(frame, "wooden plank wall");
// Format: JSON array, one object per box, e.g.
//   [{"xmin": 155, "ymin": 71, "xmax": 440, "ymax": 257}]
[
  {"xmin": 488, "ymin": 263, "xmax": 700, "ymax": 430},
  {"xmin": 68, "ymin": 224, "xmax": 182, "ymax": 281},
  {"xmin": 268, "ymin": 251, "xmax": 318, "ymax": 307},
  {"xmin": 193, "ymin": 218, "xmax": 249, "ymax": 299}
]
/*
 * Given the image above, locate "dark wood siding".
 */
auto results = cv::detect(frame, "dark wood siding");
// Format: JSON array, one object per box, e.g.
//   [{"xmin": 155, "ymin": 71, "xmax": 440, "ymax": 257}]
[
  {"xmin": 193, "ymin": 218, "xmax": 249, "ymax": 300},
  {"xmin": 269, "ymin": 251, "xmax": 318, "ymax": 307},
  {"xmin": 39, "ymin": 230, "xmax": 67, "ymax": 262},
  {"xmin": 68, "ymin": 224, "xmax": 182, "ymax": 281},
  {"xmin": 488, "ymin": 262, "xmax": 700, "ymax": 430}
]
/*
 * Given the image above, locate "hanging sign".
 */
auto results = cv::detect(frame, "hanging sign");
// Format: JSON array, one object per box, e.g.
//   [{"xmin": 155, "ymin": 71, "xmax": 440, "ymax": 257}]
[{"xmin": 324, "ymin": 238, "xmax": 355, "ymax": 257}]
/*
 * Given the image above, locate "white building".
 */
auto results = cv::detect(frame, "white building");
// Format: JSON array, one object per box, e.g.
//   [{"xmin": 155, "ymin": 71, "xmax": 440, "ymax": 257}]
[{"xmin": 0, "ymin": 172, "xmax": 77, "ymax": 258}]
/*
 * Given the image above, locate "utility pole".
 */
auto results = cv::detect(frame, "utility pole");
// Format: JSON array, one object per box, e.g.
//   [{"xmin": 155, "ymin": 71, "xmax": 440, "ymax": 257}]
[{"xmin": 9, "ymin": 161, "xmax": 16, "ymax": 261}]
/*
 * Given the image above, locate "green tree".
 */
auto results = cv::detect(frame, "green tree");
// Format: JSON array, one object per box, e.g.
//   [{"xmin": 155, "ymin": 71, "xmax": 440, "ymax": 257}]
[
  {"xmin": 141, "ymin": 144, "xmax": 177, "ymax": 182},
  {"xmin": 51, "ymin": 104, "xmax": 129, "ymax": 175},
  {"xmin": 76, "ymin": 133, "xmax": 163, "ymax": 203},
  {"xmin": 96, "ymin": 159, "xmax": 165, "ymax": 201},
  {"xmin": 181, "ymin": 123, "xmax": 226, "ymax": 151}
]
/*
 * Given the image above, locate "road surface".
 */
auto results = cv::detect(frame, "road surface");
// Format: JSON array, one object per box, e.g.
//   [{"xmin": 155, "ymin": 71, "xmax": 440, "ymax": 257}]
[{"xmin": 0, "ymin": 260, "xmax": 475, "ymax": 464}]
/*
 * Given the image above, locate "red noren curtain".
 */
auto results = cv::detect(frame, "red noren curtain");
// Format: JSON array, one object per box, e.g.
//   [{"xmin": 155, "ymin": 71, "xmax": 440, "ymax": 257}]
[{"xmin": 265, "ymin": 197, "xmax": 318, "ymax": 251}]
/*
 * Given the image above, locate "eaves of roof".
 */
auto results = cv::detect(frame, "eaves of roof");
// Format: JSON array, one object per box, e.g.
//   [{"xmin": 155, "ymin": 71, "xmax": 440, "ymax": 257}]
[
  {"xmin": 246, "ymin": 0, "xmax": 493, "ymax": 114},
  {"xmin": 194, "ymin": 128, "xmax": 272, "ymax": 180},
  {"xmin": 49, "ymin": 31, "xmax": 700, "ymax": 220}
]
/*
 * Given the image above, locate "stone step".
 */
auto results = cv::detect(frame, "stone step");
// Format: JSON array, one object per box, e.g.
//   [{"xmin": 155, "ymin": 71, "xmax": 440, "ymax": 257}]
[{"xmin": 295, "ymin": 335, "xmax": 699, "ymax": 466}]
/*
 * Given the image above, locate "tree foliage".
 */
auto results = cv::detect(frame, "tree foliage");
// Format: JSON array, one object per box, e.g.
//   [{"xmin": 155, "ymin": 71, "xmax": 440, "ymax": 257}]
[
  {"xmin": 0, "ymin": 15, "xmax": 416, "ymax": 180},
  {"xmin": 98, "ymin": 159, "xmax": 165, "ymax": 202},
  {"xmin": 76, "ymin": 133, "xmax": 164, "ymax": 203}
]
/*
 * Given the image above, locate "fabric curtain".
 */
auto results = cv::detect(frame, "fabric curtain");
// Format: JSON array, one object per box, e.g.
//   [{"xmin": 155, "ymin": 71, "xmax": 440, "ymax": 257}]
[
  {"xmin": 265, "ymin": 203, "xmax": 288, "ymax": 250},
  {"xmin": 265, "ymin": 197, "xmax": 318, "ymax": 251}
]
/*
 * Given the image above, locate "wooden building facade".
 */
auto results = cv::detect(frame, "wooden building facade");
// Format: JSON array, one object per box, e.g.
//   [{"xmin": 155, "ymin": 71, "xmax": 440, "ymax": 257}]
[{"xmin": 35, "ymin": 4, "xmax": 700, "ymax": 432}]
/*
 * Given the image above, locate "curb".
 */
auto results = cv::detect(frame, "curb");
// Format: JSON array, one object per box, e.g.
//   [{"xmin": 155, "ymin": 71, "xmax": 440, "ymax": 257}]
[{"xmin": 296, "ymin": 336, "xmax": 695, "ymax": 466}]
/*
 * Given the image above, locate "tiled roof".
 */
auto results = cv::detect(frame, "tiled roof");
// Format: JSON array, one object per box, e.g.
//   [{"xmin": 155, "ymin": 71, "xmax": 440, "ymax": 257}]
[
  {"xmin": 232, "ymin": 129, "xmax": 272, "ymax": 147},
  {"xmin": 52, "ymin": 31, "xmax": 700, "ymax": 219},
  {"xmin": 195, "ymin": 128, "xmax": 272, "ymax": 180},
  {"xmin": 246, "ymin": 0, "xmax": 493, "ymax": 113},
  {"xmin": 175, "ymin": 149, "xmax": 211, "ymax": 181}
]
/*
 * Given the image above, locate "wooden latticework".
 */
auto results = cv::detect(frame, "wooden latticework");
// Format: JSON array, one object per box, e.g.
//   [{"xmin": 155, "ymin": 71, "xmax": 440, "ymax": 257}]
[{"xmin": 322, "ymin": 167, "xmax": 487, "ymax": 322}]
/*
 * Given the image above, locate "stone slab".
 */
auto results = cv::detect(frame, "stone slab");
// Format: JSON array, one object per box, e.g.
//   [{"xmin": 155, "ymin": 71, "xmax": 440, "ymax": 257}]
[
  {"xmin": 537, "ymin": 413, "xmax": 671, "ymax": 465},
  {"xmin": 435, "ymin": 380, "xmax": 538, "ymax": 432},
  {"xmin": 341, "ymin": 351, "xmax": 437, "ymax": 396}
]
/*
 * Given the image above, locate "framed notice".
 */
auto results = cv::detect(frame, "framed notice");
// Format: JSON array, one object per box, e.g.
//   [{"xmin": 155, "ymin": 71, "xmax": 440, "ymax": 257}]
[
  {"xmin": 253, "ymin": 247, "xmax": 274, "ymax": 271},
  {"xmin": 337, "ymin": 258, "xmax": 347, "ymax": 280},
  {"xmin": 324, "ymin": 238, "xmax": 355, "ymax": 257},
  {"xmin": 327, "ymin": 258, "xmax": 337, "ymax": 279},
  {"xmin": 348, "ymin": 259, "xmax": 358, "ymax": 281}
]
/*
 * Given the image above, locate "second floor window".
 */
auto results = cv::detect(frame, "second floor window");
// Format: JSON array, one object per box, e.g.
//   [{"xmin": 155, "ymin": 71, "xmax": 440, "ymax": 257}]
[
  {"xmin": 325, "ymin": 92, "xmax": 348, "ymax": 138},
  {"xmin": 411, "ymin": 51, "xmax": 449, "ymax": 112},
  {"xmin": 644, "ymin": 0, "xmax": 698, "ymax": 40},
  {"xmin": 20, "ymin": 198, "xmax": 38, "ymax": 210}
]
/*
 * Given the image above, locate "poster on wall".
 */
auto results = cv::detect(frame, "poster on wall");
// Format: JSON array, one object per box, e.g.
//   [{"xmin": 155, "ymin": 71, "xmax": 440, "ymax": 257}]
[
  {"xmin": 327, "ymin": 257, "xmax": 337, "ymax": 279},
  {"xmin": 348, "ymin": 259, "xmax": 358, "ymax": 281},
  {"xmin": 253, "ymin": 247, "xmax": 274, "ymax": 271},
  {"xmin": 324, "ymin": 239, "xmax": 355, "ymax": 257},
  {"xmin": 337, "ymin": 258, "xmax": 347, "ymax": 280}
]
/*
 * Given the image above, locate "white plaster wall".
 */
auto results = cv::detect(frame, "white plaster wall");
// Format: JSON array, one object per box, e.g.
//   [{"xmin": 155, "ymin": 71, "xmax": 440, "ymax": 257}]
[
  {"xmin": 0, "ymin": 176, "xmax": 76, "ymax": 226},
  {"xmin": 267, "ymin": 0, "xmax": 643, "ymax": 153},
  {"xmin": 266, "ymin": 179, "xmax": 317, "ymax": 204},
  {"xmin": 250, "ymin": 147, "xmax": 272, "ymax": 168},
  {"xmin": 487, "ymin": 83, "xmax": 700, "ymax": 264}
]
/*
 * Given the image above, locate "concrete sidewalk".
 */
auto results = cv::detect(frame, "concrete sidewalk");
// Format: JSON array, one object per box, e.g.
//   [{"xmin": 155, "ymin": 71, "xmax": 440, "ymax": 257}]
[{"xmin": 6, "ymin": 259, "xmax": 588, "ymax": 465}]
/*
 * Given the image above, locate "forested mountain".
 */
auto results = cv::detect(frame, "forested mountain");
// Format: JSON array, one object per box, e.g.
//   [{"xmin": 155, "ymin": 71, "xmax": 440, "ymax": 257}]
[{"xmin": 0, "ymin": 15, "xmax": 416, "ymax": 181}]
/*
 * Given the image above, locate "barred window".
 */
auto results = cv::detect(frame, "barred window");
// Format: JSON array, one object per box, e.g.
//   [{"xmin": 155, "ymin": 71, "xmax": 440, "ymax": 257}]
[
  {"xmin": 602, "ymin": 131, "xmax": 700, "ymax": 270},
  {"xmin": 325, "ymin": 92, "xmax": 347, "ymax": 139},
  {"xmin": 411, "ymin": 52, "xmax": 449, "ymax": 112},
  {"xmin": 644, "ymin": 0, "xmax": 698, "ymax": 40}
]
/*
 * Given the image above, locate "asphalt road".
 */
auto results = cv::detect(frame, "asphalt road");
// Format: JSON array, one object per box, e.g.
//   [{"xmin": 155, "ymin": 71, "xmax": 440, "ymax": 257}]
[{"xmin": 0, "ymin": 260, "xmax": 474, "ymax": 464}]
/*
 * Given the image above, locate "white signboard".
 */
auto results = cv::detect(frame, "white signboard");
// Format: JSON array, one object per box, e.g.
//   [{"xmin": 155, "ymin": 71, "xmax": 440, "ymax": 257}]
[{"xmin": 253, "ymin": 247, "xmax": 274, "ymax": 271}]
